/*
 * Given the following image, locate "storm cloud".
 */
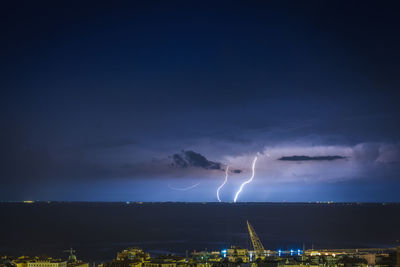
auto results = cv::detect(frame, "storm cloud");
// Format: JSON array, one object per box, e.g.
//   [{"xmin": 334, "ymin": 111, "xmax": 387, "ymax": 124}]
[
  {"xmin": 171, "ymin": 150, "xmax": 223, "ymax": 170},
  {"xmin": 278, "ymin": 155, "xmax": 347, "ymax": 161},
  {"xmin": 2, "ymin": 0, "xmax": 400, "ymax": 201}
]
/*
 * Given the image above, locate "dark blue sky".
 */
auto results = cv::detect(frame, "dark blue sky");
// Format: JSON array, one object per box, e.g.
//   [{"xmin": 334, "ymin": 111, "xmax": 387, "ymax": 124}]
[{"xmin": 1, "ymin": 1, "xmax": 400, "ymax": 201}]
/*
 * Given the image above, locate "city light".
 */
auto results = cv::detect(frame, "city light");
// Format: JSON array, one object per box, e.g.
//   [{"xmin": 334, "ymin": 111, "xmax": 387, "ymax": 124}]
[{"xmin": 221, "ymin": 249, "xmax": 227, "ymax": 258}]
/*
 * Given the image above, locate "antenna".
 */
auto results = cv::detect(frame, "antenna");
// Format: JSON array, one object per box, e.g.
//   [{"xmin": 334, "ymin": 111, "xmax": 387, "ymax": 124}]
[{"xmin": 63, "ymin": 248, "xmax": 77, "ymax": 262}]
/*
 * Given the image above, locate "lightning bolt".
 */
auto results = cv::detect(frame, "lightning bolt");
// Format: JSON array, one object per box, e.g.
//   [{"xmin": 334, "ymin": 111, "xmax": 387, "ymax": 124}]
[
  {"xmin": 217, "ymin": 166, "xmax": 229, "ymax": 202},
  {"xmin": 168, "ymin": 183, "xmax": 200, "ymax": 191},
  {"xmin": 233, "ymin": 156, "xmax": 258, "ymax": 202}
]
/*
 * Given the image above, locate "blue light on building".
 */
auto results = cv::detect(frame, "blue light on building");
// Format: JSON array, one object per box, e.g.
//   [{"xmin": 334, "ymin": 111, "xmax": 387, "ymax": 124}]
[{"xmin": 221, "ymin": 249, "xmax": 227, "ymax": 258}]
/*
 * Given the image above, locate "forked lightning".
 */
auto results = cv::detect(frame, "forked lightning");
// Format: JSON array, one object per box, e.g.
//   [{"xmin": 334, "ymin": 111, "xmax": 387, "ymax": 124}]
[
  {"xmin": 217, "ymin": 166, "xmax": 229, "ymax": 202},
  {"xmin": 234, "ymin": 156, "xmax": 258, "ymax": 202}
]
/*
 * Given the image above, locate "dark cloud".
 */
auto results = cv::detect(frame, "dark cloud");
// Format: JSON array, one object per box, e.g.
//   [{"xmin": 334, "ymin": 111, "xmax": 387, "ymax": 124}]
[
  {"xmin": 172, "ymin": 154, "xmax": 189, "ymax": 168},
  {"xmin": 278, "ymin": 155, "xmax": 347, "ymax": 161},
  {"xmin": 231, "ymin": 169, "xmax": 242, "ymax": 173},
  {"xmin": 171, "ymin": 150, "xmax": 223, "ymax": 170}
]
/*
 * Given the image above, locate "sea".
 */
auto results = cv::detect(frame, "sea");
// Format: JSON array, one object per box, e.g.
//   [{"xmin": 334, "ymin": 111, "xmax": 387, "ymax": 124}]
[{"xmin": 1, "ymin": 202, "xmax": 400, "ymax": 262}]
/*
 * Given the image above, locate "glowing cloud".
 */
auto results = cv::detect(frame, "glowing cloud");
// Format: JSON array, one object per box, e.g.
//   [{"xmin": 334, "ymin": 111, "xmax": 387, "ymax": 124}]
[
  {"xmin": 217, "ymin": 166, "xmax": 229, "ymax": 202},
  {"xmin": 168, "ymin": 183, "xmax": 200, "ymax": 191},
  {"xmin": 234, "ymin": 156, "xmax": 258, "ymax": 202}
]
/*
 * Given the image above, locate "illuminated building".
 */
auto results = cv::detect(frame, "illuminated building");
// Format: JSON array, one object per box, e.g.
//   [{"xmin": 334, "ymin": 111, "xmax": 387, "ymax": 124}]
[
  {"xmin": 143, "ymin": 255, "xmax": 186, "ymax": 267},
  {"xmin": 27, "ymin": 259, "xmax": 67, "ymax": 267},
  {"xmin": 68, "ymin": 263, "xmax": 88, "ymax": 267},
  {"xmin": 397, "ymin": 246, "xmax": 400, "ymax": 267},
  {"xmin": 117, "ymin": 248, "xmax": 150, "ymax": 262},
  {"xmin": 100, "ymin": 248, "xmax": 151, "ymax": 267},
  {"xmin": 11, "ymin": 256, "xmax": 31, "ymax": 267},
  {"xmin": 227, "ymin": 246, "xmax": 250, "ymax": 263},
  {"xmin": 359, "ymin": 253, "xmax": 376, "ymax": 265},
  {"xmin": 191, "ymin": 251, "xmax": 221, "ymax": 262}
]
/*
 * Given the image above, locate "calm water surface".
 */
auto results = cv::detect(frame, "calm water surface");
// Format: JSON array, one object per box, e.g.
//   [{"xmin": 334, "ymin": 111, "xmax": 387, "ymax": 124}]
[{"xmin": 1, "ymin": 202, "xmax": 399, "ymax": 262}]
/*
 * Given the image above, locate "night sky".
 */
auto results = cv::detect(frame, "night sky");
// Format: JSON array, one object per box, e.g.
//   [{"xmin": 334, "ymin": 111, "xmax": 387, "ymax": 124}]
[{"xmin": 1, "ymin": 1, "xmax": 400, "ymax": 202}]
